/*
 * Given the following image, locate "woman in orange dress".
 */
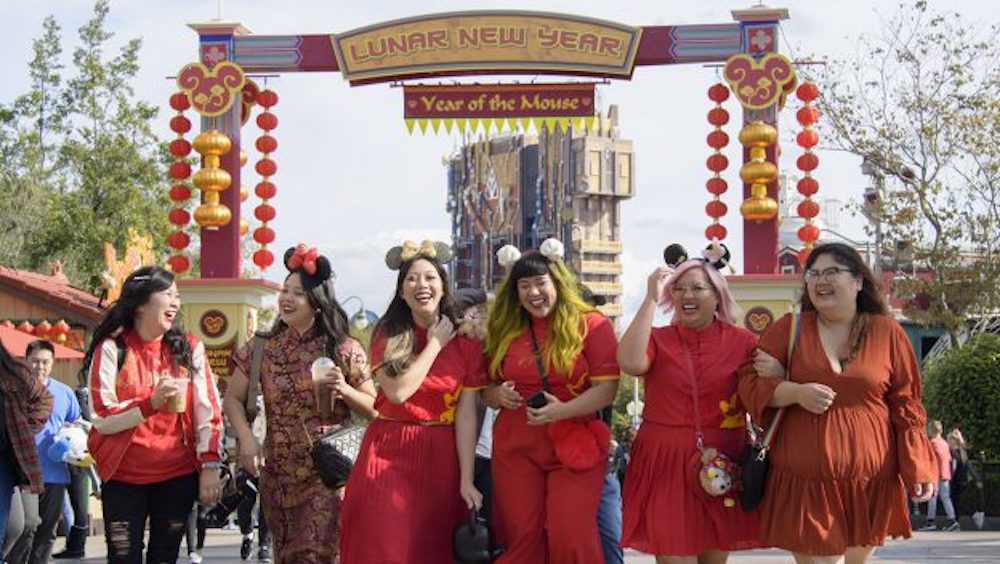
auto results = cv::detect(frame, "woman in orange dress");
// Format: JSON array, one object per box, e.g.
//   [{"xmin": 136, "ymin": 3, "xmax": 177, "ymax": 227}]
[
  {"xmin": 618, "ymin": 259, "xmax": 761, "ymax": 563},
  {"xmin": 339, "ymin": 240, "xmax": 487, "ymax": 563},
  {"xmin": 739, "ymin": 243, "xmax": 937, "ymax": 563}
]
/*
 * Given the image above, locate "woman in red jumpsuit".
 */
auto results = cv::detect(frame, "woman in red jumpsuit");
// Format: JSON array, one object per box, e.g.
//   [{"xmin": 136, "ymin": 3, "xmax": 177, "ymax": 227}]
[{"xmin": 478, "ymin": 239, "xmax": 619, "ymax": 563}]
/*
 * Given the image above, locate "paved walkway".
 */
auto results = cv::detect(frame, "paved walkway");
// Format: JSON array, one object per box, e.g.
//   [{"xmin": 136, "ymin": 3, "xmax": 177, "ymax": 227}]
[{"xmin": 54, "ymin": 528, "xmax": 1000, "ymax": 563}]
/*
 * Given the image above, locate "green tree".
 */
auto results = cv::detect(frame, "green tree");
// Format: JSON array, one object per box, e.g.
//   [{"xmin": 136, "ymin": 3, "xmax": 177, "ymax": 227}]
[
  {"xmin": 611, "ymin": 374, "xmax": 642, "ymax": 444},
  {"xmin": 818, "ymin": 1, "xmax": 1000, "ymax": 341},
  {"xmin": 923, "ymin": 334, "xmax": 1000, "ymax": 458},
  {"xmin": 7, "ymin": 0, "xmax": 171, "ymax": 288}
]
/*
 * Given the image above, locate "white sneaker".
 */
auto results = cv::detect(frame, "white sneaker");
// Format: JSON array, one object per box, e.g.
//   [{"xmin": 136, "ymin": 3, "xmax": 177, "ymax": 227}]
[{"xmin": 189, "ymin": 551, "xmax": 203, "ymax": 563}]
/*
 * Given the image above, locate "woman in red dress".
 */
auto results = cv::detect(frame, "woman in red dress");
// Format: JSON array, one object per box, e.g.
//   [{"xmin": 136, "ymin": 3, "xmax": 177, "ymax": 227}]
[
  {"xmin": 618, "ymin": 258, "xmax": 761, "ymax": 563},
  {"xmin": 739, "ymin": 243, "xmax": 937, "ymax": 563},
  {"xmin": 340, "ymin": 240, "xmax": 487, "ymax": 563},
  {"xmin": 478, "ymin": 239, "xmax": 619, "ymax": 563}
]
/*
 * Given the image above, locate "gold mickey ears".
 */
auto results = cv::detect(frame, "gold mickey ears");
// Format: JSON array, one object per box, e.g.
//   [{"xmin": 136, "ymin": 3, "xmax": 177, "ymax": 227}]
[{"xmin": 385, "ymin": 239, "xmax": 454, "ymax": 270}]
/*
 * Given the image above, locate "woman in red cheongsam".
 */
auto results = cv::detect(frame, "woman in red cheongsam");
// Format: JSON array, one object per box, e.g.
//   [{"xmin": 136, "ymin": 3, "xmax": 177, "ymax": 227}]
[
  {"xmin": 476, "ymin": 239, "xmax": 619, "ymax": 563},
  {"xmin": 340, "ymin": 240, "xmax": 487, "ymax": 563}
]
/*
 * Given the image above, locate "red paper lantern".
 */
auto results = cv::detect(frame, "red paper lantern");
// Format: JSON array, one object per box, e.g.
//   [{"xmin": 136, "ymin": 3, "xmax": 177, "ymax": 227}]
[
  {"xmin": 257, "ymin": 113, "xmax": 278, "ymax": 131},
  {"xmin": 1, "ymin": 320, "xmax": 14, "ymax": 329},
  {"xmin": 706, "ymin": 178, "xmax": 728, "ymax": 195},
  {"xmin": 256, "ymin": 158, "xmax": 277, "ymax": 177},
  {"xmin": 706, "ymin": 154, "xmax": 729, "ymax": 173},
  {"xmin": 256, "ymin": 135, "xmax": 278, "ymax": 154},
  {"xmin": 167, "ymin": 231, "xmax": 191, "ymax": 250},
  {"xmin": 797, "ymin": 177, "xmax": 819, "ymax": 196},
  {"xmin": 796, "ymin": 153, "xmax": 819, "ymax": 172},
  {"xmin": 796, "ymin": 106, "xmax": 819, "ymax": 126},
  {"xmin": 706, "ymin": 130, "xmax": 729, "ymax": 149},
  {"xmin": 257, "ymin": 90, "xmax": 279, "ymax": 108},
  {"xmin": 169, "ymin": 209, "xmax": 191, "ymax": 225},
  {"xmin": 169, "ymin": 92, "xmax": 191, "ymax": 111},
  {"xmin": 797, "ymin": 248, "xmax": 812, "ymax": 265},
  {"xmin": 53, "ymin": 319, "xmax": 71, "ymax": 335},
  {"xmin": 707, "ymin": 108, "xmax": 730, "ymax": 127},
  {"xmin": 255, "ymin": 181, "xmax": 277, "ymax": 199},
  {"xmin": 16, "ymin": 321, "xmax": 34, "ymax": 335},
  {"xmin": 705, "ymin": 224, "xmax": 728, "ymax": 241},
  {"xmin": 705, "ymin": 201, "xmax": 728, "ymax": 218},
  {"xmin": 254, "ymin": 204, "xmax": 276, "ymax": 222},
  {"xmin": 169, "ymin": 161, "xmax": 192, "ymax": 180},
  {"xmin": 796, "ymin": 129, "xmax": 819, "ymax": 149},
  {"xmin": 167, "ymin": 255, "xmax": 190, "ymax": 274},
  {"xmin": 252, "ymin": 249, "xmax": 274, "ymax": 269},
  {"xmin": 169, "ymin": 139, "xmax": 192, "ymax": 157},
  {"xmin": 707, "ymin": 83, "xmax": 730, "ymax": 103},
  {"xmin": 169, "ymin": 115, "xmax": 192, "ymax": 134},
  {"xmin": 253, "ymin": 226, "xmax": 276, "ymax": 245},
  {"xmin": 35, "ymin": 320, "xmax": 52, "ymax": 337},
  {"xmin": 169, "ymin": 185, "xmax": 192, "ymax": 201},
  {"xmin": 796, "ymin": 82, "xmax": 820, "ymax": 102},
  {"xmin": 797, "ymin": 199, "xmax": 820, "ymax": 219},
  {"xmin": 797, "ymin": 224, "xmax": 821, "ymax": 242}
]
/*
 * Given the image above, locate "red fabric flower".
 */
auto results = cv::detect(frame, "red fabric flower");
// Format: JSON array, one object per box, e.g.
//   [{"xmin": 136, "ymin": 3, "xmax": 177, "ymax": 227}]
[{"xmin": 287, "ymin": 244, "xmax": 319, "ymax": 275}]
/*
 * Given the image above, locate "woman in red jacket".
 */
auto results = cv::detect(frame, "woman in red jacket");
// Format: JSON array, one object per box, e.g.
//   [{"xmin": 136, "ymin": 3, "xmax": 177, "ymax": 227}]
[{"xmin": 83, "ymin": 267, "xmax": 223, "ymax": 564}]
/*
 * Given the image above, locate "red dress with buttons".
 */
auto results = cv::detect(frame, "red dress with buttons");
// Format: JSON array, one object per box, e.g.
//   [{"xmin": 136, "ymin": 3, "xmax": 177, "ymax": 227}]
[
  {"xmin": 479, "ymin": 312, "xmax": 620, "ymax": 563},
  {"xmin": 339, "ymin": 326, "xmax": 487, "ymax": 563}
]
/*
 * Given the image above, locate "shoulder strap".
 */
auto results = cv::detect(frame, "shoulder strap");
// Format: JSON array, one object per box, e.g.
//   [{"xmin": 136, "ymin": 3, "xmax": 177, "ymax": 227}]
[
  {"xmin": 245, "ymin": 336, "xmax": 266, "ymax": 424},
  {"xmin": 527, "ymin": 323, "xmax": 551, "ymax": 393},
  {"xmin": 759, "ymin": 312, "xmax": 801, "ymax": 449}
]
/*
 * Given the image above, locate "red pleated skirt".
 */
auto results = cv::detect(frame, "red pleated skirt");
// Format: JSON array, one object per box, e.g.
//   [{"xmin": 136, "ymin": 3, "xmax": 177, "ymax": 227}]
[
  {"xmin": 621, "ymin": 422, "xmax": 763, "ymax": 556},
  {"xmin": 339, "ymin": 418, "xmax": 465, "ymax": 563}
]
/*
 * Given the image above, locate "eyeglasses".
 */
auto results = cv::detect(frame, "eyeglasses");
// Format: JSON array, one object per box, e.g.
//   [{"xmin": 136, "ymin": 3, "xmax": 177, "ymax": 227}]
[
  {"xmin": 670, "ymin": 285, "xmax": 712, "ymax": 296},
  {"xmin": 804, "ymin": 267, "xmax": 855, "ymax": 282}
]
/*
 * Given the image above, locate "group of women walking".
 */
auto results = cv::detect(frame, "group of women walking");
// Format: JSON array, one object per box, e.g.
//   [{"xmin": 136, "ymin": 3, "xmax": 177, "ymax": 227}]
[{"xmin": 1, "ymin": 237, "xmax": 934, "ymax": 564}]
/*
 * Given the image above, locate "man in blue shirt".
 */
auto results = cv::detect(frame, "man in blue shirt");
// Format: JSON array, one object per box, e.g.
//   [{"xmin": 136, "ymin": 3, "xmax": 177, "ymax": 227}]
[{"xmin": 8, "ymin": 340, "xmax": 80, "ymax": 564}]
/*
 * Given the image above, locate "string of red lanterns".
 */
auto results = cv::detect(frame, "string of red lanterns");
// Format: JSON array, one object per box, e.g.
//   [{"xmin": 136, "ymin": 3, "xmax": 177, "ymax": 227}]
[
  {"xmin": 705, "ymin": 83, "xmax": 731, "ymax": 242},
  {"xmin": 8, "ymin": 319, "xmax": 72, "ymax": 344},
  {"xmin": 795, "ymin": 82, "xmax": 821, "ymax": 264},
  {"xmin": 252, "ymin": 89, "xmax": 279, "ymax": 270},
  {"xmin": 166, "ymin": 92, "xmax": 193, "ymax": 274}
]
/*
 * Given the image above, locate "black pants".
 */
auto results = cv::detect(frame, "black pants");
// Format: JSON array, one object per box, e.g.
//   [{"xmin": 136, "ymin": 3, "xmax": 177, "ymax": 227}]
[
  {"xmin": 102, "ymin": 474, "xmax": 198, "ymax": 564},
  {"xmin": 184, "ymin": 505, "xmax": 207, "ymax": 554},
  {"xmin": 473, "ymin": 456, "xmax": 495, "ymax": 540},
  {"xmin": 8, "ymin": 483, "xmax": 65, "ymax": 564},
  {"xmin": 67, "ymin": 466, "xmax": 91, "ymax": 531},
  {"xmin": 236, "ymin": 491, "xmax": 270, "ymax": 545}
]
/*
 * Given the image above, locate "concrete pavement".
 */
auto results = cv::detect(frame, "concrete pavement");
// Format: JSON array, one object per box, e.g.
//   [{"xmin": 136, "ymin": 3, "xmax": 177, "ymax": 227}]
[{"xmin": 52, "ymin": 528, "xmax": 1000, "ymax": 563}]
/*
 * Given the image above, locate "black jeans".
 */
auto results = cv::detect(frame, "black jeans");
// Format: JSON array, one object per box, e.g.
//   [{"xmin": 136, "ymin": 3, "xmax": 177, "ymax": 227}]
[
  {"xmin": 236, "ymin": 491, "xmax": 270, "ymax": 545},
  {"xmin": 67, "ymin": 466, "xmax": 91, "ymax": 531},
  {"xmin": 102, "ymin": 474, "xmax": 198, "ymax": 564}
]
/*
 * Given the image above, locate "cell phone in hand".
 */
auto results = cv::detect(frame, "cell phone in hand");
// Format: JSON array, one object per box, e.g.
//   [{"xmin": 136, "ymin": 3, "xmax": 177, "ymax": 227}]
[{"xmin": 526, "ymin": 391, "xmax": 548, "ymax": 409}]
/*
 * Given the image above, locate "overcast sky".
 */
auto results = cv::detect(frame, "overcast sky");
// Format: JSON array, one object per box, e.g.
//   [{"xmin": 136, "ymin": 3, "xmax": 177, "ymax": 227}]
[{"xmin": 2, "ymin": 0, "xmax": 993, "ymax": 321}]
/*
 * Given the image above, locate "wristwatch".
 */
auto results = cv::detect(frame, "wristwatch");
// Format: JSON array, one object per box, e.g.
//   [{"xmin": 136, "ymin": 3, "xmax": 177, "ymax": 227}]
[{"xmin": 201, "ymin": 461, "xmax": 224, "ymax": 472}]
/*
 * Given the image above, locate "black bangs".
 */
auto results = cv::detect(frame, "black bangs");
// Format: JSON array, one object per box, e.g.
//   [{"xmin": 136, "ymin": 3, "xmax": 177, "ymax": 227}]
[{"xmin": 509, "ymin": 251, "xmax": 551, "ymax": 283}]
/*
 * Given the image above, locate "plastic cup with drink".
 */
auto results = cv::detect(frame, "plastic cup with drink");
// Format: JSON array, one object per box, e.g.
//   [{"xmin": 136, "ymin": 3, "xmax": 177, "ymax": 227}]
[
  {"xmin": 311, "ymin": 357, "xmax": 336, "ymax": 415},
  {"xmin": 164, "ymin": 377, "xmax": 190, "ymax": 413}
]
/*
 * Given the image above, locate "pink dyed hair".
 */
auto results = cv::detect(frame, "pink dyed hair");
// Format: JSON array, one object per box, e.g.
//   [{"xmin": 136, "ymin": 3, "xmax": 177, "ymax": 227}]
[{"xmin": 658, "ymin": 259, "xmax": 741, "ymax": 325}]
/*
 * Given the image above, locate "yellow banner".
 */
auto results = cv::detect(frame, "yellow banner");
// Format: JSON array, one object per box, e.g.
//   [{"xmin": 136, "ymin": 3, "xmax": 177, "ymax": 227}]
[
  {"xmin": 333, "ymin": 11, "xmax": 642, "ymax": 83},
  {"xmin": 404, "ymin": 115, "xmax": 599, "ymax": 135}
]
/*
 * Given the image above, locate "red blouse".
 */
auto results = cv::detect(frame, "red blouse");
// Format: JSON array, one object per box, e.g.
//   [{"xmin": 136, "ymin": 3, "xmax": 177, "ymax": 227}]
[
  {"xmin": 370, "ymin": 326, "xmax": 487, "ymax": 425},
  {"xmin": 479, "ymin": 312, "xmax": 620, "ymax": 401}
]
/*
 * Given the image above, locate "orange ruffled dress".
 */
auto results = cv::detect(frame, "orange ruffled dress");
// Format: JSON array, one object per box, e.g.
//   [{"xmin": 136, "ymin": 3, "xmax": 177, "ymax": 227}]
[{"xmin": 738, "ymin": 312, "xmax": 938, "ymax": 555}]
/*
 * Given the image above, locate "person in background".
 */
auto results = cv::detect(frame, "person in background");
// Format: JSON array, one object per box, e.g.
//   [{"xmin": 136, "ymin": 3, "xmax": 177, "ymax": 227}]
[
  {"xmin": 920, "ymin": 420, "xmax": 960, "ymax": 532},
  {"xmin": 8, "ymin": 340, "xmax": 81, "ymax": 564},
  {"xmin": 52, "ymin": 384, "xmax": 93, "ymax": 559},
  {"xmin": 947, "ymin": 427, "xmax": 984, "ymax": 528},
  {"xmin": 84, "ymin": 266, "xmax": 224, "ymax": 564}
]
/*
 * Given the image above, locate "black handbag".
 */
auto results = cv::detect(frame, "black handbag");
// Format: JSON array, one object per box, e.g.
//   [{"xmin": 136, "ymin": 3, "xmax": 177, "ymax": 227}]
[
  {"xmin": 308, "ymin": 423, "xmax": 366, "ymax": 489},
  {"xmin": 738, "ymin": 312, "xmax": 801, "ymax": 512},
  {"xmin": 453, "ymin": 508, "xmax": 492, "ymax": 563}
]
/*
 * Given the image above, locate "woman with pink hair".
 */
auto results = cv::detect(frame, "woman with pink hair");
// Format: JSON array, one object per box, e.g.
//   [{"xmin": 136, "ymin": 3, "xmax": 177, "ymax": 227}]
[{"xmin": 618, "ymin": 258, "xmax": 761, "ymax": 563}]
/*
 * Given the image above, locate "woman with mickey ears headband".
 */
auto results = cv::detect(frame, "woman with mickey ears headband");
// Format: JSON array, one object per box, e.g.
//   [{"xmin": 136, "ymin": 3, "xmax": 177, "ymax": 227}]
[
  {"xmin": 224, "ymin": 244, "xmax": 376, "ymax": 564},
  {"xmin": 339, "ymin": 240, "xmax": 488, "ymax": 563},
  {"xmin": 617, "ymin": 245, "xmax": 762, "ymax": 563},
  {"xmin": 83, "ymin": 266, "xmax": 224, "ymax": 564},
  {"xmin": 475, "ymin": 238, "xmax": 620, "ymax": 563}
]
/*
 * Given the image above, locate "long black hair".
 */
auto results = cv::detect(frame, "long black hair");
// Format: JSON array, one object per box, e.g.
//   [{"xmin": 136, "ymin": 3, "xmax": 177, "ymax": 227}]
[
  {"xmin": 261, "ymin": 271, "xmax": 353, "ymax": 372},
  {"xmin": 80, "ymin": 266, "xmax": 193, "ymax": 384},
  {"xmin": 373, "ymin": 257, "xmax": 458, "ymax": 378},
  {"xmin": 0, "ymin": 340, "xmax": 32, "ymax": 393}
]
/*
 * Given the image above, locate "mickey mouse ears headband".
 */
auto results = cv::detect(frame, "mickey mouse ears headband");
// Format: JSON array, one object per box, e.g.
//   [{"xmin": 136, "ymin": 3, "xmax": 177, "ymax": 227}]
[
  {"xmin": 662, "ymin": 238, "xmax": 734, "ymax": 273},
  {"xmin": 283, "ymin": 244, "xmax": 334, "ymax": 290},
  {"xmin": 495, "ymin": 238, "xmax": 565, "ymax": 269},
  {"xmin": 385, "ymin": 240, "xmax": 455, "ymax": 270}
]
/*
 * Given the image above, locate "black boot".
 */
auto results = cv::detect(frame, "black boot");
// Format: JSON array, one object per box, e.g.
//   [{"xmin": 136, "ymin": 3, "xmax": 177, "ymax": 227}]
[{"xmin": 52, "ymin": 525, "xmax": 88, "ymax": 559}]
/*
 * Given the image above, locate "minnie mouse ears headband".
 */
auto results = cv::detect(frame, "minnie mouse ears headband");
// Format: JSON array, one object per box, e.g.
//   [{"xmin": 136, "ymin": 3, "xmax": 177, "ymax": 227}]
[
  {"xmin": 495, "ymin": 238, "xmax": 565, "ymax": 268},
  {"xmin": 385, "ymin": 239, "xmax": 455, "ymax": 271},
  {"xmin": 283, "ymin": 244, "xmax": 334, "ymax": 290}
]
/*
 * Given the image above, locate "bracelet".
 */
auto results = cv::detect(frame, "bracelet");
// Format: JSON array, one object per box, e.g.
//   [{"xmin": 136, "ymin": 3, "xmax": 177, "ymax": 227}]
[{"xmin": 200, "ymin": 461, "xmax": 223, "ymax": 471}]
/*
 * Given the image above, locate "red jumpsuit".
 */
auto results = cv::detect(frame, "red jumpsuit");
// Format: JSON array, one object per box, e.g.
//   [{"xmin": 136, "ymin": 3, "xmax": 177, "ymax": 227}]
[{"xmin": 481, "ymin": 312, "xmax": 620, "ymax": 563}]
